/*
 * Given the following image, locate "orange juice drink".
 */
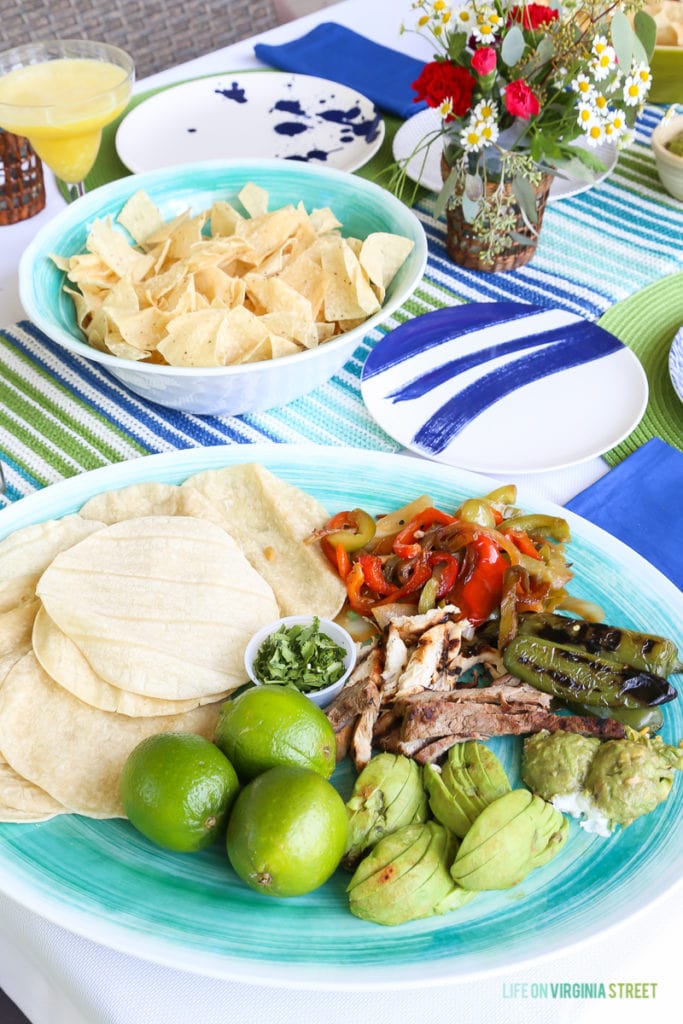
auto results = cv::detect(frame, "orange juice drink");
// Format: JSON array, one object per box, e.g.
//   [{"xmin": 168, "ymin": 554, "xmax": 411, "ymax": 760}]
[{"xmin": 0, "ymin": 57, "xmax": 131, "ymax": 182}]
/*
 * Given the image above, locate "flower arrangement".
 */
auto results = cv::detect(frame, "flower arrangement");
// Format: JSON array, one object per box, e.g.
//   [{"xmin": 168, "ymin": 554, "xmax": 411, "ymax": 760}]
[{"xmin": 398, "ymin": 0, "xmax": 657, "ymax": 266}]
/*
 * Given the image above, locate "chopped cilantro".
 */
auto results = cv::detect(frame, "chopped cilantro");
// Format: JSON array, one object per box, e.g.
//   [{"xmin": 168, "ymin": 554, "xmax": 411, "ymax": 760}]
[{"xmin": 252, "ymin": 617, "xmax": 347, "ymax": 691}]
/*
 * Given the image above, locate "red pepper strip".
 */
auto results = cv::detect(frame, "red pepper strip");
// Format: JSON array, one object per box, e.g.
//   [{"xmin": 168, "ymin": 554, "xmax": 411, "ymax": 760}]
[
  {"xmin": 451, "ymin": 535, "xmax": 508, "ymax": 626},
  {"xmin": 393, "ymin": 507, "xmax": 458, "ymax": 559},
  {"xmin": 344, "ymin": 562, "xmax": 376, "ymax": 615},
  {"xmin": 428, "ymin": 551, "xmax": 461, "ymax": 599},
  {"xmin": 373, "ymin": 555, "xmax": 433, "ymax": 606},
  {"xmin": 357, "ymin": 554, "xmax": 397, "ymax": 596},
  {"xmin": 507, "ymin": 529, "xmax": 541, "ymax": 560},
  {"xmin": 335, "ymin": 544, "xmax": 351, "ymax": 579}
]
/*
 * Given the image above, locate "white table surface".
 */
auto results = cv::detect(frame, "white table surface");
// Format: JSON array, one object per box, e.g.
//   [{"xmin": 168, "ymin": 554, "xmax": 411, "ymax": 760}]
[{"xmin": 0, "ymin": 2, "xmax": 679, "ymax": 1022}]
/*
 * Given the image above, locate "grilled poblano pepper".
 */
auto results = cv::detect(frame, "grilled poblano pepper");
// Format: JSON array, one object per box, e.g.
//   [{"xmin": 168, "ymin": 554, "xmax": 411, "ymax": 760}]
[
  {"xmin": 515, "ymin": 613, "xmax": 683, "ymax": 677},
  {"xmin": 565, "ymin": 700, "xmax": 665, "ymax": 734},
  {"xmin": 503, "ymin": 636, "xmax": 678, "ymax": 710}
]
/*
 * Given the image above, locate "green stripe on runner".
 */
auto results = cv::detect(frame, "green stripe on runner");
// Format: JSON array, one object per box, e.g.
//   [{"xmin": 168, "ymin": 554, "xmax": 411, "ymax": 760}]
[{"xmin": 0, "ymin": 340, "xmax": 147, "ymax": 464}]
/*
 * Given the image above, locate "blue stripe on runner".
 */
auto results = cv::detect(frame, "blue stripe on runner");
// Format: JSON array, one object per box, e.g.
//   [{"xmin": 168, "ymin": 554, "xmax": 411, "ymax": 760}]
[{"xmin": 413, "ymin": 327, "xmax": 623, "ymax": 454}]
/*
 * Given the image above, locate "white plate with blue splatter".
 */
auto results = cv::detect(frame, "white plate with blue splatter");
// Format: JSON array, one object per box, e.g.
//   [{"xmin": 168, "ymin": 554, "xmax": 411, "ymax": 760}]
[
  {"xmin": 115, "ymin": 71, "xmax": 384, "ymax": 175},
  {"xmin": 361, "ymin": 303, "xmax": 648, "ymax": 475}
]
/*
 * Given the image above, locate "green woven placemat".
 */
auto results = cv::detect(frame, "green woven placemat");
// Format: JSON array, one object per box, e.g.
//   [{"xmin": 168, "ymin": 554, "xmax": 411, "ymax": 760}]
[
  {"xmin": 599, "ymin": 271, "xmax": 683, "ymax": 465},
  {"xmin": 62, "ymin": 70, "xmax": 406, "ymax": 196}
]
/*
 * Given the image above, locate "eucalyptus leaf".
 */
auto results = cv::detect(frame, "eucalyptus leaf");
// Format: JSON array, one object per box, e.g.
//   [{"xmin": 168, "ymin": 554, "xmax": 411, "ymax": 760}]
[
  {"xmin": 461, "ymin": 193, "xmax": 481, "ymax": 223},
  {"xmin": 465, "ymin": 172, "xmax": 484, "ymax": 201},
  {"xmin": 509, "ymin": 232, "xmax": 535, "ymax": 247},
  {"xmin": 520, "ymin": 34, "xmax": 554, "ymax": 76},
  {"xmin": 434, "ymin": 166, "xmax": 459, "ymax": 220},
  {"xmin": 632, "ymin": 33, "xmax": 647, "ymax": 66},
  {"xmin": 554, "ymin": 156, "xmax": 596, "ymax": 182},
  {"xmin": 634, "ymin": 11, "xmax": 657, "ymax": 61},
  {"xmin": 512, "ymin": 174, "xmax": 538, "ymax": 226},
  {"xmin": 610, "ymin": 11, "xmax": 634, "ymax": 73},
  {"xmin": 501, "ymin": 25, "xmax": 526, "ymax": 67}
]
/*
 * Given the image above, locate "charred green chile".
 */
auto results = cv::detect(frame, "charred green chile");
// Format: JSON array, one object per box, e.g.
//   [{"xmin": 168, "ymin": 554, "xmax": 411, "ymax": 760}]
[
  {"xmin": 564, "ymin": 700, "xmax": 665, "ymax": 734},
  {"xmin": 515, "ymin": 613, "xmax": 683, "ymax": 677},
  {"xmin": 503, "ymin": 636, "xmax": 678, "ymax": 710}
]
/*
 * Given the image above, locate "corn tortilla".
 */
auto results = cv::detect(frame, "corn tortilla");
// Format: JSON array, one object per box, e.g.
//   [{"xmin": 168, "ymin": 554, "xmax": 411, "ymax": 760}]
[
  {"xmin": 32, "ymin": 605, "xmax": 227, "ymax": 716},
  {"xmin": 0, "ymin": 652, "xmax": 223, "ymax": 817},
  {"xmin": 78, "ymin": 481, "xmax": 227, "ymax": 528},
  {"xmin": 0, "ymin": 515, "xmax": 104, "ymax": 614},
  {"xmin": 35, "ymin": 515, "xmax": 279, "ymax": 699},
  {"xmin": 184, "ymin": 463, "xmax": 345, "ymax": 618},
  {"xmin": 0, "ymin": 752, "xmax": 65, "ymax": 822}
]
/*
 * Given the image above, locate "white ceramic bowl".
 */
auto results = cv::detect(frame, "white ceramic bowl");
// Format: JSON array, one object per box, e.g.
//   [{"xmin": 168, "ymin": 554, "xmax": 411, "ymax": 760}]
[
  {"xmin": 651, "ymin": 113, "xmax": 683, "ymax": 201},
  {"xmin": 243, "ymin": 614, "xmax": 357, "ymax": 708},
  {"xmin": 19, "ymin": 159, "xmax": 427, "ymax": 416}
]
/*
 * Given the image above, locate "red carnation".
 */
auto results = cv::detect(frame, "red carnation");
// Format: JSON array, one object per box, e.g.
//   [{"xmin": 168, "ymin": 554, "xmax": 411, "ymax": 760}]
[
  {"xmin": 504, "ymin": 79, "xmax": 540, "ymax": 119},
  {"xmin": 471, "ymin": 47, "xmax": 497, "ymax": 76},
  {"xmin": 412, "ymin": 61, "xmax": 476, "ymax": 120},
  {"xmin": 509, "ymin": 3, "xmax": 559, "ymax": 29}
]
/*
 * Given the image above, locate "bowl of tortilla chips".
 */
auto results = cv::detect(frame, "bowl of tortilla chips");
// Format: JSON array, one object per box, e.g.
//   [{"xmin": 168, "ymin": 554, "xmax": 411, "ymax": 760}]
[{"xmin": 19, "ymin": 160, "xmax": 427, "ymax": 416}]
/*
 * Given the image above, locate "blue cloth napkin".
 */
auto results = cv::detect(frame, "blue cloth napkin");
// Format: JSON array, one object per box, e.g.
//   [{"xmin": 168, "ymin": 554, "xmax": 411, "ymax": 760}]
[
  {"xmin": 567, "ymin": 439, "xmax": 683, "ymax": 591},
  {"xmin": 254, "ymin": 22, "xmax": 427, "ymax": 119}
]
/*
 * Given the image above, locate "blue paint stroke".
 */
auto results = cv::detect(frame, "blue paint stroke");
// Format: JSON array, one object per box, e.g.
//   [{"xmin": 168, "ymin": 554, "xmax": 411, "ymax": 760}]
[
  {"xmin": 318, "ymin": 106, "xmax": 382, "ymax": 142},
  {"xmin": 214, "ymin": 83, "xmax": 247, "ymax": 104},
  {"xmin": 285, "ymin": 148, "xmax": 339, "ymax": 162},
  {"xmin": 274, "ymin": 99, "xmax": 307, "ymax": 116},
  {"xmin": 413, "ymin": 328, "xmax": 623, "ymax": 454},
  {"xmin": 274, "ymin": 122, "xmax": 309, "ymax": 136},
  {"xmin": 389, "ymin": 319, "xmax": 615, "ymax": 402},
  {"xmin": 363, "ymin": 303, "xmax": 543, "ymax": 379}
]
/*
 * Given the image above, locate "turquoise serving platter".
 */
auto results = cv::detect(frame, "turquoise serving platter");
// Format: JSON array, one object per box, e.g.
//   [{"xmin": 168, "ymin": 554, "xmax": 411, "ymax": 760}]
[{"xmin": 0, "ymin": 445, "xmax": 681, "ymax": 988}]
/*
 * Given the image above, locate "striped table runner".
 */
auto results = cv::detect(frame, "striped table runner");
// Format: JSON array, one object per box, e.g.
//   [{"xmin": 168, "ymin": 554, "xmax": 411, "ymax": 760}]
[{"xmin": 1, "ymin": 105, "xmax": 681, "ymax": 508}]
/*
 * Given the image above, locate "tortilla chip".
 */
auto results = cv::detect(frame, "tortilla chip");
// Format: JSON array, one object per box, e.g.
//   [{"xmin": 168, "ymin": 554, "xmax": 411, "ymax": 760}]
[
  {"xmin": 359, "ymin": 232, "xmax": 414, "ymax": 291},
  {"xmin": 117, "ymin": 189, "xmax": 165, "ymax": 245}
]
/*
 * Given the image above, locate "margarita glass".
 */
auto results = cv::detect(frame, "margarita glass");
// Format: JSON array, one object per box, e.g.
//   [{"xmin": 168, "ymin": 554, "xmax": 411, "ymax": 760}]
[{"xmin": 0, "ymin": 39, "xmax": 134, "ymax": 200}]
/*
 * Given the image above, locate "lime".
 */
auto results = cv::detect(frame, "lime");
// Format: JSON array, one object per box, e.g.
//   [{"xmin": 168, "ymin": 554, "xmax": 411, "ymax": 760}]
[
  {"xmin": 226, "ymin": 765, "xmax": 348, "ymax": 897},
  {"xmin": 119, "ymin": 732, "xmax": 240, "ymax": 852},
  {"xmin": 214, "ymin": 685, "xmax": 336, "ymax": 781}
]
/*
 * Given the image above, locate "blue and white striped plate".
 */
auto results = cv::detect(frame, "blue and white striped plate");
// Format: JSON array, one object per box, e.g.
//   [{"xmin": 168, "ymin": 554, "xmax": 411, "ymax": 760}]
[{"xmin": 361, "ymin": 303, "xmax": 648, "ymax": 475}]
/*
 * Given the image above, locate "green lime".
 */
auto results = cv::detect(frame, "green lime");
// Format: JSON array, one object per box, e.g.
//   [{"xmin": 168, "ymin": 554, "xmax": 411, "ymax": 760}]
[
  {"xmin": 214, "ymin": 685, "xmax": 336, "ymax": 782},
  {"xmin": 226, "ymin": 765, "xmax": 348, "ymax": 897},
  {"xmin": 119, "ymin": 732, "xmax": 240, "ymax": 852}
]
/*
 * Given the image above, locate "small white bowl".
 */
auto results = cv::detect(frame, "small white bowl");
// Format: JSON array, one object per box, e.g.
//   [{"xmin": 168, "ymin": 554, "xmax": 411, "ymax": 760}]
[
  {"xmin": 651, "ymin": 113, "xmax": 683, "ymax": 201},
  {"xmin": 244, "ymin": 615, "xmax": 357, "ymax": 708}
]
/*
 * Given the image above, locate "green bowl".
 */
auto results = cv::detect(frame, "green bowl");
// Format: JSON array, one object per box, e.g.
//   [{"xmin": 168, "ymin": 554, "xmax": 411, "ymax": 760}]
[{"xmin": 649, "ymin": 47, "xmax": 683, "ymax": 104}]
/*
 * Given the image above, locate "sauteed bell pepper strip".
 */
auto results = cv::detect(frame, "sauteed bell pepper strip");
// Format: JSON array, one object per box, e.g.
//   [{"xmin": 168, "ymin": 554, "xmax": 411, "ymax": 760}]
[
  {"xmin": 313, "ymin": 495, "xmax": 574, "ymax": 626},
  {"xmin": 392, "ymin": 508, "xmax": 458, "ymax": 559},
  {"xmin": 314, "ymin": 508, "xmax": 377, "ymax": 552},
  {"xmin": 450, "ymin": 534, "xmax": 509, "ymax": 626}
]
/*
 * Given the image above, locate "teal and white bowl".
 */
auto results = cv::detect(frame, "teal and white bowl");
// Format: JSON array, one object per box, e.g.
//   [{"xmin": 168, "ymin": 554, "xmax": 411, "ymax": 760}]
[{"xmin": 19, "ymin": 160, "xmax": 427, "ymax": 416}]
